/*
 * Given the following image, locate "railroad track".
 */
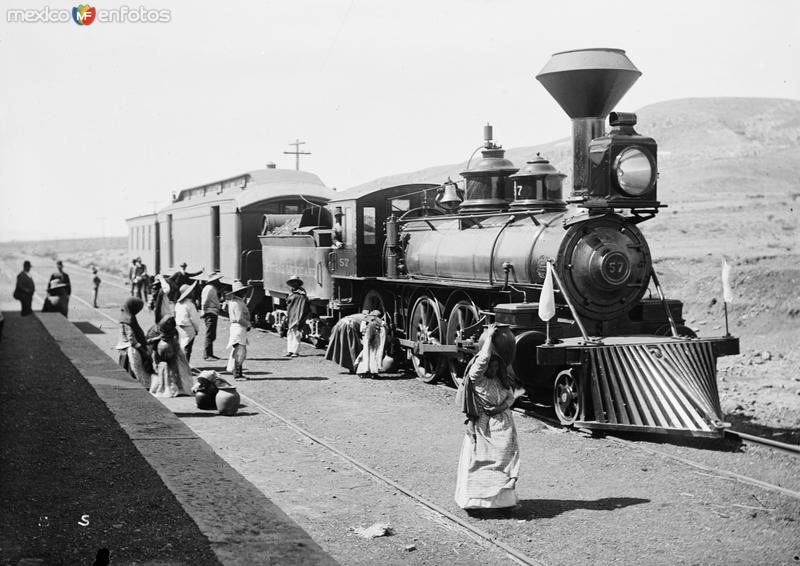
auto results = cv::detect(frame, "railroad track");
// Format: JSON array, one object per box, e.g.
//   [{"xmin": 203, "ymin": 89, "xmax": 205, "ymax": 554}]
[
  {"xmin": 240, "ymin": 392, "xmax": 547, "ymax": 566},
  {"xmin": 512, "ymin": 404, "xmax": 800, "ymax": 500}
]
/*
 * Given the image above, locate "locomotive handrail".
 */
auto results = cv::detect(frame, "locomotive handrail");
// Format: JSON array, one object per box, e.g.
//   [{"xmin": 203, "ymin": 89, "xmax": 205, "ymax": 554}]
[
  {"xmin": 397, "ymin": 208, "xmax": 546, "ymax": 226},
  {"xmin": 488, "ymin": 215, "xmax": 517, "ymax": 286},
  {"xmin": 241, "ymin": 249, "xmax": 261, "ymax": 281},
  {"xmin": 546, "ymin": 260, "xmax": 594, "ymax": 344},
  {"xmin": 397, "ymin": 207, "xmax": 446, "ymax": 222},
  {"xmin": 649, "ymin": 269, "xmax": 680, "ymax": 338}
]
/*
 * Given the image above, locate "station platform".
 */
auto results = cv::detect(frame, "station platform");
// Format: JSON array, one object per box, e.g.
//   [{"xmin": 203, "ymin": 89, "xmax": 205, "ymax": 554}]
[{"xmin": 0, "ymin": 312, "xmax": 337, "ymax": 566}]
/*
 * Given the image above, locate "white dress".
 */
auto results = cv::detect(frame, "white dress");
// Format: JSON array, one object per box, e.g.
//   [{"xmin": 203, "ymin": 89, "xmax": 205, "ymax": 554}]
[{"xmin": 454, "ymin": 351, "xmax": 520, "ymax": 509}]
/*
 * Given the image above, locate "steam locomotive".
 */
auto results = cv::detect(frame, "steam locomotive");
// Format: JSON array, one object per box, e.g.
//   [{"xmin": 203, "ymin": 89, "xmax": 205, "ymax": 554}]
[
  {"xmin": 258, "ymin": 48, "xmax": 739, "ymax": 437},
  {"xmin": 129, "ymin": 48, "xmax": 739, "ymax": 437}
]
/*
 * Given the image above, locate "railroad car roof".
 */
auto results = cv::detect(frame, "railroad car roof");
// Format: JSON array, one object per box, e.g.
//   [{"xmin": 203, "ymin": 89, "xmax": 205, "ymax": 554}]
[
  {"xmin": 330, "ymin": 181, "xmax": 440, "ymax": 203},
  {"xmin": 156, "ymin": 168, "xmax": 336, "ymax": 213},
  {"xmin": 125, "ymin": 212, "xmax": 158, "ymax": 223}
]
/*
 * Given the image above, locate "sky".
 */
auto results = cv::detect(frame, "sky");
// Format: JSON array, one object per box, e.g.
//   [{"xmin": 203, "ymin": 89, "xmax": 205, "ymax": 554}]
[{"xmin": 1, "ymin": 0, "xmax": 798, "ymax": 241}]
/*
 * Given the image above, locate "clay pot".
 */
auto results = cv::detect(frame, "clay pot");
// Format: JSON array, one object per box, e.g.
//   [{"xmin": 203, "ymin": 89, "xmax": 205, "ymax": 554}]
[
  {"xmin": 477, "ymin": 324, "xmax": 516, "ymax": 366},
  {"xmin": 194, "ymin": 388, "xmax": 217, "ymax": 410},
  {"xmin": 216, "ymin": 387, "xmax": 240, "ymax": 416}
]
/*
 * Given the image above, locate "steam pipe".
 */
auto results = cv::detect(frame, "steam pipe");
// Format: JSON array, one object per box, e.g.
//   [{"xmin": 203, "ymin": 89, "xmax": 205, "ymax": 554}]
[{"xmin": 572, "ymin": 118, "xmax": 605, "ymax": 197}]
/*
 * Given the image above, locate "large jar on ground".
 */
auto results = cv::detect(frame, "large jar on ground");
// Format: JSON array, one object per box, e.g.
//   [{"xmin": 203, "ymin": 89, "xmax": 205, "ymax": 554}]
[{"xmin": 216, "ymin": 387, "xmax": 240, "ymax": 416}]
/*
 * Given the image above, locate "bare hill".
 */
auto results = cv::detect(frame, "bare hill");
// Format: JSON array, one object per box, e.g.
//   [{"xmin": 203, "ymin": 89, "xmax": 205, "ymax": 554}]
[{"xmin": 349, "ymin": 97, "xmax": 800, "ymax": 196}]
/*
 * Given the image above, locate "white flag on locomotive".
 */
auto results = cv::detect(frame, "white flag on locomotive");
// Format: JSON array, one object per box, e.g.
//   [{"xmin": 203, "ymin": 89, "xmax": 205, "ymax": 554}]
[
  {"xmin": 721, "ymin": 257, "xmax": 734, "ymax": 303},
  {"xmin": 539, "ymin": 262, "xmax": 556, "ymax": 322}
]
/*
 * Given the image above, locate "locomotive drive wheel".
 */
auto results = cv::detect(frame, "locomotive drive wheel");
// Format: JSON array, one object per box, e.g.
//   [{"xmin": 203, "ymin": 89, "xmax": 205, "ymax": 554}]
[
  {"xmin": 409, "ymin": 295, "xmax": 446, "ymax": 383},
  {"xmin": 553, "ymin": 369, "xmax": 581, "ymax": 425},
  {"xmin": 446, "ymin": 300, "xmax": 480, "ymax": 388}
]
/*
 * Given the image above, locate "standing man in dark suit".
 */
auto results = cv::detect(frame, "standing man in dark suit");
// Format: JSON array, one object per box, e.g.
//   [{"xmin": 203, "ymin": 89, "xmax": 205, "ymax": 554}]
[
  {"xmin": 14, "ymin": 260, "xmax": 35, "ymax": 315},
  {"xmin": 170, "ymin": 262, "xmax": 204, "ymax": 289},
  {"xmin": 49, "ymin": 260, "xmax": 71, "ymax": 317}
]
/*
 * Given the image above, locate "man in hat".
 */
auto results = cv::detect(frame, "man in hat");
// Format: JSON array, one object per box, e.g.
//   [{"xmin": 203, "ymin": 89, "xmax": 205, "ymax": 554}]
[
  {"xmin": 91, "ymin": 266, "xmax": 101, "ymax": 308},
  {"xmin": 285, "ymin": 275, "xmax": 309, "ymax": 358},
  {"xmin": 128, "ymin": 258, "xmax": 137, "ymax": 296},
  {"xmin": 200, "ymin": 272, "xmax": 224, "ymax": 360},
  {"xmin": 49, "ymin": 260, "xmax": 71, "ymax": 317},
  {"xmin": 132, "ymin": 257, "xmax": 149, "ymax": 301},
  {"xmin": 175, "ymin": 282, "xmax": 202, "ymax": 363},
  {"xmin": 226, "ymin": 280, "xmax": 251, "ymax": 380},
  {"xmin": 170, "ymin": 262, "xmax": 204, "ymax": 289},
  {"xmin": 14, "ymin": 260, "xmax": 35, "ymax": 315}
]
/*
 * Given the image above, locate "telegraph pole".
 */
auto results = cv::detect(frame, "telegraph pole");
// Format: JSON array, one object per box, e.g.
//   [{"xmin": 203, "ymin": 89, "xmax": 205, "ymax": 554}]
[{"xmin": 284, "ymin": 139, "xmax": 311, "ymax": 170}]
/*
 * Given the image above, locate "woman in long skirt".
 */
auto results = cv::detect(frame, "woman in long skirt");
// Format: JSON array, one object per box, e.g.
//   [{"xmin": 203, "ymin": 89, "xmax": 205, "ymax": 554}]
[
  {"xmin": 115, "ymin": 297, "xmax": 151, "ymax": 388},
  {"xmin": 454, "ymin": 324, "xmax": 520, "ymax": 510},
  {"xmin": 149, "ymin": 315, "xmax": 193, "ymax": 397}
]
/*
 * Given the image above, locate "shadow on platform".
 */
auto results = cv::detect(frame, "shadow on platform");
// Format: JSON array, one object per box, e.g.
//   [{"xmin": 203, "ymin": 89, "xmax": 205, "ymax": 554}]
[
  {"xmin": 173, "ymin": 410, "xmax": 260, "ymax": 418},
  {"xmin": 73, "ymin": 321, "xmax": 105, "ymax": 334},
  {"xmin": 254, "ymin": 375, "xmax": 329, "ymax": 381},
  {"xmin": 471, "ymin": 497, "xmax": 650, "ymax": 521}
]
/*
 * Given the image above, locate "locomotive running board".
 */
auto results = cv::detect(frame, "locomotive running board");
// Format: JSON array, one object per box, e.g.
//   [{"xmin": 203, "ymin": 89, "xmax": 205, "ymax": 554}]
[
  {"xmin": 397, "ymin": 339, "xmax": 458, "ymax": 355},
  {"xmin": 574, "ymin": 340, "xmax": 730, "ymax": 437}
]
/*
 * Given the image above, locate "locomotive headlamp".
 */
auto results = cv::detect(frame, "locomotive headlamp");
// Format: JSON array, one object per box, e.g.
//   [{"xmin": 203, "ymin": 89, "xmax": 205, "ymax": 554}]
[
  {"xmin": 614, "ymin": 147, "xmax": 655, "ymax": 196},
  {"xmin": 584, "ymin": 113, "xmax": 662, "ymax": 210}
]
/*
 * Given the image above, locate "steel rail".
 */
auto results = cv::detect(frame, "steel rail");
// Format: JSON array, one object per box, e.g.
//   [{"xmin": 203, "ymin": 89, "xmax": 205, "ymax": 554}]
[
  {"xmin": 514, "ymin": 405, "xmax": 800, "ymax": 500},
  {"xmin": 604, "ymin": 435, "xmax": 800, "ymax": 500},
  {"xmin": 725, "ymin": 429, "xmax": 800, "ymax": 456},
  {"xmin": 239, "ymin": 392, "xmax": 548, "ymax": 566}
]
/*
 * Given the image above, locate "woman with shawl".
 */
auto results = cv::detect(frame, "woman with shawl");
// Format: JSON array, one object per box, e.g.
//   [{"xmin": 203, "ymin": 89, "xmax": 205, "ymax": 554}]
[
  {"xmin": 150, "ymin": 274, "xmax": 177, "ymax": 325},
  {"xmin": 354, "ymin": 310, "xmax": 388, "ymax": 379},
  {"xmin": 325, "ymin": 312, "xmax": 369, "ymax": 373},
  {"xmin": 454, "ymin": 324, "xmax": 520, "ymax": 511},
  {"xmin": 149, "ymin": 315, "xmax": 194, "ymax": 397},
  {"xmin": 284, "ymin": 275, "xmax": 309, "ymax": 358},
  {"xmin": 115, "ymin": 297, "xmax": 152, "ymax": 388},
  {"xmin": 175, "ymin": 282, "xmax": 202, "ymax": 363}
]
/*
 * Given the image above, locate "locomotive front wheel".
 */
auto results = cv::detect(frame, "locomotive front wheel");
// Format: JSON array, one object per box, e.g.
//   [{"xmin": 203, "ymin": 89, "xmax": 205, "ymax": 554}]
[
  {"xmin": 409, "ymin": 295, "xmax": 446, "ymax": 383},
  {"xmin": 446, "ymin": 300, "xmax": 480, "ymax": 388},
  {"xmin": 553, "ymin": 369, "xmax": 581, "ymax": 425}
]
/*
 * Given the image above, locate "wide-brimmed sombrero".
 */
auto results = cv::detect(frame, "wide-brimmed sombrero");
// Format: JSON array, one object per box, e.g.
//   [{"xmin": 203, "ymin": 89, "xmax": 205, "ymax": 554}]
[
  {"xmin": 227, "ymin": 279, "xmax": 251, "ymax": 297},
  {"xmin": 205, "ymin": 272, "xmax": 224, "ymax": 284},
  {"xmin": 286, "ymin": 274, "xmax": 304, "ymax": 287},
  {"xmin": 48, "ymin": 279, "xmax": 68, "ymax": 291},
  {"xmin": 178, "ymin": 282, "xmax": 197, "ymax": 302}
]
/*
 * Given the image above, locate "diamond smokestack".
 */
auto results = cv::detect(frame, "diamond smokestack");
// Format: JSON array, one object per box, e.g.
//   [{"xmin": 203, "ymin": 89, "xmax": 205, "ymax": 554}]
[{"xmin": 536, "ymin": 48, "xmax": 641, "ymax": 198}]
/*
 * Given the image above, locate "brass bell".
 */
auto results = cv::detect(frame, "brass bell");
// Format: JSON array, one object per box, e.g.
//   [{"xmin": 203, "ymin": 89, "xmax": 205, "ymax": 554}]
[{"xmin": 436, "ymin": 178, "xmax": 462, "ymax": 210}]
